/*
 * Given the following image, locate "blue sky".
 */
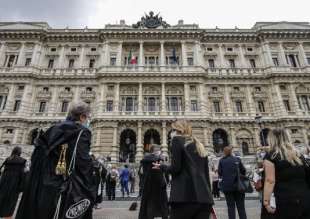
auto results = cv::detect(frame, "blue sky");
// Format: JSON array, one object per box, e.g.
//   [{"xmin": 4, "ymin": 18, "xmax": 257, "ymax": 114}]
[{"xmin": 1, "ymin": 0, "xmax": 310, "ymax": 28}]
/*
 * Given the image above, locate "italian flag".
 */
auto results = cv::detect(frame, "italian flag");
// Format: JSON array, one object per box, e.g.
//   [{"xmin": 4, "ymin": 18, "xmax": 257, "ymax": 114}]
[{"xmin": 128, "ymin": 50, "xmax": 137, "ymax": 64}]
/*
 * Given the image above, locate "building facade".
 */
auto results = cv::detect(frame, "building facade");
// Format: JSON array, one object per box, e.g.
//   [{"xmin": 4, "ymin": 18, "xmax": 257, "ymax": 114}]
[{"xmin": 0, "ymin": 12, "xmax": 310, "ymax": 163}]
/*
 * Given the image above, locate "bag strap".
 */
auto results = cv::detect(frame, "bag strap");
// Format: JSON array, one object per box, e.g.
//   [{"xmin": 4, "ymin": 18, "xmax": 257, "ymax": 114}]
[{"xmin": 67, "ymin": 129, "xmax": 84, "ymax": 176}]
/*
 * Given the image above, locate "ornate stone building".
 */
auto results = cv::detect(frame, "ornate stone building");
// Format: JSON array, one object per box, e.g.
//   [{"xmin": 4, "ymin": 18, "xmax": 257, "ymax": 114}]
[{"xmin": 0, "ymin": 13, "xmax": 310, "ymax": 163}]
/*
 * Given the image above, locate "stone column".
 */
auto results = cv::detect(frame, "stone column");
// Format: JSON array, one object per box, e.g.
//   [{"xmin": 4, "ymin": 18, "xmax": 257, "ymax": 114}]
[
  {"xmin": 139, "ymin": 41, "xmax": 144, "ymax": 66},
  {"xmin": 224, "ymin": 85, "xmax": 232, "ymax": 115},
  {"xmin": 101, "ymin": 83, "xmax": 106, "ymax": 113},
  {"xmin": 138, "ymin": 83, "xmax": 143, "ymax": 114},
  {"xmin": 78, "ymin": 45, "xmax": 85, "ymax": 68},
  {"xmin": 239, "ymin": 44, "xmax": 247, "ymax": 67},
  {"xmin": 160, "ymin": 41, "xmax": 165, "ymax": 66},
  {"xmin": 274, "ymin": 84, "xmax": 286, "ymax": 116},
  {"xmin": 117, "ymin": 41, "xmax": 123, "ymax": 66},
  {"xmin": 0, "ymin": 128, "xmax": 3, "ymax": 141},
  {"xmin": 31, "ymin": 43, "xmax": 40, "ymax": 66},
  {"xmin": 0, "ymin": 42, "xmax": 6, "ymax": 67},
  {"xmin": 194, "ymin": 41, "xmax": 202, "ymax": 66},
  {"xmin": 114, "ymin": 83, "xmax": 120, "ymax": 112},
  {"xmin": 184, "ymin": 83, "xmax": 190, "ymax": 112},
  {"xmin": 13, "ymin": 129, "xmax": 19, "ymax": 144},
  {"xmin": 298, "ymin": 42, "xmax": 308, "ymax": 67},
  {"xmin": 136, "ymin": 121, "xmax": 144, "ymax": 161},
  {"xmin": 96, "ymin": 128, "xmax": 101, "ymax": 147},
  {"xmin": 289, "ymin": 83, "xmax": 302, "ymax": 115},
  {"xmin": 181, "ymin": 41, "xmax": 188, "ymax": 67},
  {"xmin": 57, "ymin": 45, "xmax": 65, "ymax": 68},
  {"xmin": 73, "ymin": 87, "xmax": 80, "ymax": 102},
  {"xmin": 17, "ymin": 42, "xmax": 26, "ymax": 66},
  {"xmin": 262, "ymin": 42, "xmax": 273, "ymax": 67},
  {"xmin": 38, "ymin": 45, "xmax": 46, "ymax": 67},
  {"xmin": 20, "ymin": 84, "xmax": 32, "ymax": 116},
  {"xmin": 100, "ymin": 42, "xmax": 109, "ymax": 66},
  {"xmin": 161, "ymin": 83, "xmax": 166, "ymax": 114},
  {"xmin": 4, "ymin": 84, "xmax": 15, "ymax": 113},
  {"xmin": 246, "ymin": 85, "xmax": 256, "ymax": 116},
  {"xmin": 49, "ymin": 86, "xmax": 59, "ymax": 114},
  {"xmin": 218, "ymin": 44, "xmax": 226, "ymax": 68},
  {"xmin": 279, "ymin": 42, "xmax": 288, "ymax": 66},
  {"xmin": 230, "ymin": 127, "xmax": 237, "ymax": 148},
  {"xmin": 254, "ymin": 127, "xmax": 261, "ymax": 147},
  {"xmin": 111, "ymin": 125, "xmax": 118, "ymax": 162},
  {"xmin": 161, "ymin": 122, "xmax": 168, "ymax": 157},
  {"xmin": 199, "ymin": 83, "xmax": 206, "ymax": 113}
]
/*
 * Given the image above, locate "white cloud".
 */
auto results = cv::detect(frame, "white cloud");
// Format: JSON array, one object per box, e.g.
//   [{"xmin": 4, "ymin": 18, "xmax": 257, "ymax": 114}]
[{"xmin": 1, "ymin": 0, "xmax": 310, "ymax": 28}]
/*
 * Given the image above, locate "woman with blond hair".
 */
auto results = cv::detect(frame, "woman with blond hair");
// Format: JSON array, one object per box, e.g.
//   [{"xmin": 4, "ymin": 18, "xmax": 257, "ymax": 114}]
[
  {"xmin": 263, "ymin": 128, "xmax": 310, "ymax": 219},
  {"xmin": 153, "ymin": 120, "xmax": 214, "ymax": 219}
]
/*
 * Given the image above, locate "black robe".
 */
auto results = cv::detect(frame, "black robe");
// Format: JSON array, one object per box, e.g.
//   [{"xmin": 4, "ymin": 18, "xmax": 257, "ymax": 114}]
[
  {"xmin": 0, "ymin": 156, "xmax": 26, "ymax": 217},
  {"xmin": 138, "ymin": 153, "xmax": 168, "ymax": 219},
  {"xmin": 16, "ymin": 120, "xmax": 96, "ymax": 219}
]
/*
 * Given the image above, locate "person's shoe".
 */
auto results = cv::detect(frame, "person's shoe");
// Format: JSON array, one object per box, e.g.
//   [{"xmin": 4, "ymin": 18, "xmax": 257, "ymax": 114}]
[{"xmin": 95, "ymin": 205, "xmax": 102, "ymax": 209}]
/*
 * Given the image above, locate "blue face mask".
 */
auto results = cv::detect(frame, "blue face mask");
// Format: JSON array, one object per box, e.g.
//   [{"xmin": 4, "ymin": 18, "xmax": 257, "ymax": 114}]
[{"xmin": 82, "ymin": 119, "xmax": 91, "ymax": 129}]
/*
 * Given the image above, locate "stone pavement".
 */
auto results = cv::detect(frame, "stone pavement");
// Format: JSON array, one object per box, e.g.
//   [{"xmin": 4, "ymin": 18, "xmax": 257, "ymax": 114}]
[{"xmin": 93, "ymin": 200, "xmax": 261, "ymax": 219}]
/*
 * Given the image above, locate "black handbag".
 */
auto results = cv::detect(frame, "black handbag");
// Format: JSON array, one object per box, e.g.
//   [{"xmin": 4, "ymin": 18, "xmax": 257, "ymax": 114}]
[
  {"xmin": 53, "ymin": 130, "xmax": 94, "ymax": 219},
  {"xmin": 236, "ymin": 162, "xmax": 253, "ymax": 193}
]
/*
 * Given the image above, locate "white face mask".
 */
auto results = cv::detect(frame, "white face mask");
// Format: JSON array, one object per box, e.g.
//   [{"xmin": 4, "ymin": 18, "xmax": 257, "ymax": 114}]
[{"xmin": 170, "ymin": 130, "xmax": 177, "ymax": 139}]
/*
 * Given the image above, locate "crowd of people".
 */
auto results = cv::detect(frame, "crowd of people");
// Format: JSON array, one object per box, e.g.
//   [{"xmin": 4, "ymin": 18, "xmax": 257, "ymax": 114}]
[{"xmin": 0, "ymin": 101, "xmax": 309, "ymax": 219}]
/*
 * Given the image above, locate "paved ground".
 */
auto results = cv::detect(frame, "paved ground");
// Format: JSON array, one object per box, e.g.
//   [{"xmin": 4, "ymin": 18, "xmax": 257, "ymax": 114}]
[{"xmin": 93, "ymin": 199, "xmax": 261, "ymax": 219}]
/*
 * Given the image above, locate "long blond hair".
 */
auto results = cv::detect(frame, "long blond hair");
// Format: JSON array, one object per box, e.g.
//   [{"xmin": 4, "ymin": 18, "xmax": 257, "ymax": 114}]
[
  {"xmin": 171, "ymin": 120, "xmax": 208, "ymax": 157},
  {"xmin": 268, "ymin": 128, "xmax": 302, "ymax": 165}
]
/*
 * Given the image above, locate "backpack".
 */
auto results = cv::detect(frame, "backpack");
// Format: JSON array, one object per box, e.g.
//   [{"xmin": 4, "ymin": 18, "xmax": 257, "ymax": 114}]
[{"xmin": 110, "ymin": 170, "xmax": 117, "ymax": 182}]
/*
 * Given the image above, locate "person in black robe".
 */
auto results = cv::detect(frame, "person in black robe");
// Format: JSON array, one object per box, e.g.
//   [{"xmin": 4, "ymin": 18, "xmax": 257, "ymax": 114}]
[
  {"xmin": 16, "ymin": 102, "xmax": 96, "ymax": 219},
  {"xmin": 0, "ymin": 146, "xmax": 26, "ymax": 219},
  {"xmin": 138, "ymin": 144, "xmax": 168, "ymax": 219}
]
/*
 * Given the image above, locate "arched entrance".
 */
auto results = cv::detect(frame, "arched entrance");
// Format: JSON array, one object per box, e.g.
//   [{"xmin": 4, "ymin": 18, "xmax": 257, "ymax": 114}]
[
  {"xmin": 260, "ymin": 128, "xmax": 269, "ymax": 146},
  {"xmin": 119, "ymin": 129, "xmax": 136, "ymax": 163},
  {"xmin": 143, "ymin": 129, "xmax": 160, "ymax": 152},
  {"xmin": 213, "ymin": 129, "xmax": 229, "ymax": 153}
]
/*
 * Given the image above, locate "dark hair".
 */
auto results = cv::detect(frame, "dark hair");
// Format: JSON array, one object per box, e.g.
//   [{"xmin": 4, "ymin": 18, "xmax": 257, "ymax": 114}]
[
  {"xmin": 124, "ymin": 164, "xmax": 128, "ymax": 168},
  {"xmin": 10, "ymin": 146, "xmax": 22, "ymax": 157},
  {"xmin": 67, "ymin": 102, "xmax": 91, "ymax": 121}
]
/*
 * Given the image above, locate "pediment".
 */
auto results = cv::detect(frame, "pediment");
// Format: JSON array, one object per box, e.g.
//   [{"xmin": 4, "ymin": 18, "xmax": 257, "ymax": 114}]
[
  {"xmin": 253, "ymin": 22, "xmax": 310, "ymax": 30},
  {"xmin": 0, "ymin": 22, "xmax": 49, "ymax": 30}
]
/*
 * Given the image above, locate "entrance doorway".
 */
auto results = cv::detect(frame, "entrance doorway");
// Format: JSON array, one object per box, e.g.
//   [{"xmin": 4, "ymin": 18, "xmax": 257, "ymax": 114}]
[
  {"xmin": 143, "ymin": 129, "xmax": 160, "ymax": 152},
  {"xmin": 119, "ymin": 129, "xmax": 136, "ymax": 163}
]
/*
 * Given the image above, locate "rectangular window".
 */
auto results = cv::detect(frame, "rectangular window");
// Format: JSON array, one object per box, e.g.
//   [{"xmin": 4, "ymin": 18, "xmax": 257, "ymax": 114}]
[
  {"xmin": 287, "ymin": 54, "xmax": 299, "ymax": 67},
  {"xmin": 168, "ymin": 97, "xmax": 179, "ymax": 111},
  {"xmin": 148, "ymin": 97, "xmax": 156, "ymax": 112},
  {"xmin": 307, "ymin": 57, "xmax": 310, "ymax": 65},
  {"xmin": 91, "ymin": 47, "xmax": 96, "ymax": 52},
  {"xmin": 13, "ymin": 100, "xmax": 21, "ymax": 112},
  {"xmin": 68, "ymin": 59, "xmax": 75, "ymax": 68},
  {"xmin": 106, "ymin": 100, "xmax": 113, "ymax": 112},
  {"xmin": 25, "ymin": 58, "xmax": 32, "ymax": 66},
  {"xmin": 39, "ymin": 101, "xmax": 46, "ymax": 113},
  {"xmin": 7, "ymin": 55, "xmax": 15, "ymax": 67},
  {"xmin": 257, "ymin": 101, "xmax": 265, "ymax": 113},
  {"xmin": 89, "ymin": 59, "xmax": 95, "ymax": 68},
  {"xmin": 208, "ymin": 59, "xmax": 215, "ymax": 68},
  {"xmin": 110, "ymin": 57, "xmax": 117, "ymax": 66},
  {"xmin": 0, "ymin": 95, "xmax": 7, "ymax": 110},
  {"xmin": 235, "ymin": 101, "xmax": 243, "ymax": 112},
  {"xmin": 283, "ymin": 100, "xmax": 291, "ymax": 112},
  {"xmin": 229, "ymin": 59, "xmax": 236, "ymax": 68},
  {"xmin": 300, "ymin": 95, "xmax": 310, "ymax": 111},
  {"xmin": 18, "ymin": 85, "xmax": 24, "ymax": 91},
  {"xmin": 272, "ymin": 57, "xmax": 279, "ymax": 67},
  {"xmin": 190, "ymin": 100, "xmax": 198, "ymax": 112},
  {"xmin": 51, "ymin": 48, "xmax": 56, "ymax": 52},
  {"xmin": 213, "ymin": 101, "xmax": 221, "ymax": 112},
  {"xmin": 71, "ymin": 48, "xmax": 77, "ymax": 52},
  {"xmin": 249, "ymin": 59, "xmax": 256, "ymax": 68},
  {"xmin": 125, "ymin": 97, "xmax": 134, "ymax": 112},
  {"xmin": 187, "ymin": 57, "xmax": 194, "ymax": 66},
  {"xmin": 61, "ymin": 101, "xmax": 69, "ymax": 113},
  {"xmin": 48, "ymin": 59, "xmax": 54, "ymax": 69}
]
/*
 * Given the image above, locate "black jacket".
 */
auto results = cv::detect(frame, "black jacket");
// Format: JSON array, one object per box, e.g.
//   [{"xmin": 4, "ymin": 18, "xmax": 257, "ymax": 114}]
[
  {"xmin": 218, "ymin": 155, "xmax": 246, "ymax": 192},
  {"xmin": 16, "ymin": 119, "xmax": 95, "ymax": 219},
  {"xmin": 139, "ymin": 153, "xmax": 168, "ymax": 219},
  {"xmin": 162, "ymin": 136, "xmax": 214, "ymax": 205}
]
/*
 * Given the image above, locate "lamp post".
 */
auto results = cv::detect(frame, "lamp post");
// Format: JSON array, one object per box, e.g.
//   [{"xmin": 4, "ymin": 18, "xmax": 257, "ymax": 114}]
[{"xmin": 255, "ymin": 114, "xmax": 266, "ymax": 146}]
